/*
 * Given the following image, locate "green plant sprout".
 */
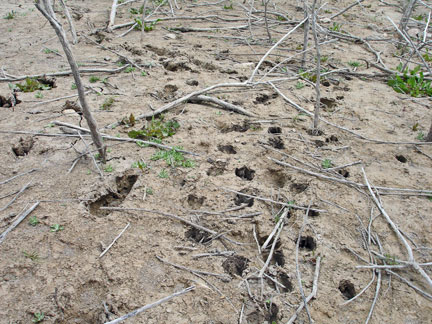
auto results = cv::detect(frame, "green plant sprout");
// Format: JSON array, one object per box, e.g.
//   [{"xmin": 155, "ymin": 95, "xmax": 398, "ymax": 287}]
[
  {"xmin": 348, "ymin": 61, "xmax": 361, "ymax": 68},
  {"xmin": 146, "ymin": 187, "xmax": 154, "ymax": 195},
  {"xmin": 104, "ymin": 165, "xmax": 114, "ymax": 172},
  {"xmin": 329, "ymin": 22, "xmax": 342, "ymax": 32},
  {"xmin": 416, "ymin": 131, "xmax": 425, "ymax": 140},
  {"xmin": 89, "ymin": 76, "xmax": 101, "ymax": 83},
  {"xmin": 35, "ymin": 91, "xmax": 43, "ymax": 99},
  {"xmin": 388, "ymin": 64, "xmax": 432, "ymax": 97},
  {"xmin": 32, "ymin": 312, "xmax": 44, "ymax": 323},
  {"xmin": 124, "ymin": 66, "xmax": 136, "ymax": 73},
  {"xmin": 128, "ymin": 115, "xmax": 179, "ymax": 141},
  {"xmin": 295, "ymin": 81, "xmax": 305, "ymax": 89},
  {"xmin": 29, "ymin": 216, "xmax": 39, "ymax": 226},
  {"xmin": 223, "ymin": 3, "xmax": 233, "ymax": 9},
  {"xmin": 13, "ymin": 78, "xmax": 51, "ymax": 92},
  {"xmin": 158, "ymin": 169, "xmax": 169, "ymax": 178},
  {"xmin": 321, "ymin": 159, "xmax": 333, "ymax": 169},
  {"xmin": 134, "ymin": 18, "xmax": 160, "ymax": 32},
  {"xmin": 101, "ymin": 97, "xmax": 115, "ymax": 110},
  {"xmin": 23, "ymin": 251, "xmax": 39, "ymax": 261},
  {"xmin": 50, "ymin": 224, "xmax": 64, "ymax": 232},
  {"xmin": 151, "ymin": 147, "xmax": 195, "ymax": 168},
  {"xmin": 132, "ymin": 160, "xmax": 148, "ymax": 171},
  {"xmin": 4, "ymin": 11, "xmax": 16, "ymax": 20}
]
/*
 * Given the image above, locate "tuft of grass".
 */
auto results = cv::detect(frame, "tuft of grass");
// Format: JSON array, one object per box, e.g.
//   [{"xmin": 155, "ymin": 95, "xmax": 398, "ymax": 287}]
[
  {"xmin": 128, "ymin": 115, "xmax": 179, "ymax": 141},
  {"xmin": 100, "ymin": 97, "xmax": 115, "ymax": 110},
  {"xmin": 423, "ymin": 49, "xmax": 432, "ymax": 62},
  {"xmin": 71, "ymin": 83, "xmax": 77, "ymax": 90},
  {"xmin": 158, "ymin": 169, "xmax": 169, "ymax": 178},
  {"xmin": 132, "ymin": 160, "xmax": 147, "ymax": 171},
  {"xmin": 89, "ymin": 76, "xmax": 101, "ymax": 83},
  {"xmin": 329, "ymin": 22, "xmax": 342, "ymax": 32},
  {"xmin": 151, "ymin": 147, "xmax": 195, "ymax": 168},
  {"xmin": 50, "ymin": 224, "xmax": 64, "ymax": 232},
  {"xmin": 321, "ymin": 159, "xmax": 333, "ymax": 169},
  {"xmin": 388, "ymin": 64, "xmax": 432, "ymax": 97},
  {"xmin": 43, "ymin": 48, "xmax": 59, "ymax": 54},
  {"xmin": 124, "ymin": 66, "xmax": 136, "ymax": 73},
  {"xmin": 29, "ymin": 216, "xmax": 39, "ymax": 226},
  {"xmin": 348, "ymin": 61, "xmax": 361, "ymax": 68},
  {"xmin": 146, "ymin": 187, "xmax": 153, "ymax": 195},
  {"xmin": 23, "ymin": 251, "xmax": 39, "ymax": 261},
  {"xmin": 416, "ymin": 131, "xmax": 425, "ymax": 140},
  {"xmin": 223, "ymin": 3, "xmax": 233, "ymax": 9},
  {"xmin": 35, "ymin": 91, "xmax": 43, "ymax": 99}
]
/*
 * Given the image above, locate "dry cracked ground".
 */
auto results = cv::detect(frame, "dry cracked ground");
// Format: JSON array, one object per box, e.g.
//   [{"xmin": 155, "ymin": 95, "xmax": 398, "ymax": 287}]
[{"xmin": 0, "ymin": 0, "xmax": 432, "ymax": 323}]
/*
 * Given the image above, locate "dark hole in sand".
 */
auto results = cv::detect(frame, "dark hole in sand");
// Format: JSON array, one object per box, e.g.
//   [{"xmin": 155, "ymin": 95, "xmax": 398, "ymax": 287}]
[
  {"xmin": 235, "ymin": 166, "xmax": 255, "ymax": 181},
  {"xmin": 290, "ymin": 182, "xmax": 308, "ymax": 193},
  {"xmin": 268, "ymin": 136, "xmax": 285, "ymax": 149},
  {"xmin": 279, "ymin": 273, "xmax": 293, "ymax": 292},
  {"xmin": 218, "ymin": 144, "xmax": 237, "ymax": 154},
  {"xmin": 395, "ymin": 155, "xmax": 407, "ymax": 163},
  {"xmin": 338, "ymin": 169, "xmax": 350, "ymax": 178},
  {"xmin": 339, "ymin": 279, "xmax": 356, "ymax": 299},
  {"xmin": 298, "ymin": 236, "xmax": 316, "ymax": 250},
  {"xmin": 12, "ymin": 137, "xmax": 34, "ymax": 156},
  {"xmin": 268, "ymin": 126, "xmax": 282, "ymax": 134},
  {"xmin": 326, "ymin": 135, "xmax": 339, "ymax": 142},
  {"xmin": 185, "ymin": 227, "xmax": 212, "ymax": 244}
]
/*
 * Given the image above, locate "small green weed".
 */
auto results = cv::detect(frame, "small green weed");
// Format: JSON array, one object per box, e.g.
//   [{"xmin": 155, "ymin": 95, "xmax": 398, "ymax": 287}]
[
  {"xmin": 14, "ymin": 78, "xmax": 51, "ymax": 93},
  {"xmin": 295, "ymin": 81, "xmax": 305, "ymax": 89},
  {"xmin": 321, "ymin": 159, "xmax": 333, "ymax": 169},
  {"xmin": 320, "ymin": 55, "xmax": 329, "ymax": 63},
  {"xmin": 423, "ymin": 49, "xmax": 432, "ymax": 62},
  {"xmin": 101, "ymin": 97, "xmax": 115, "ymax": 110},
  {"xmin": 4, "ymin": 10, "xmax": 16, "ymax": 20},
  {"xmin": 35, "ymin": 91, "xmax": 43, "ymax": 99},
  {"xmin": 348, "ymin": 61, "xmax": 361, "ymax": 68},
  {"xmin": 158, "ymin": 169, "xmax": 169, "ymax": 178},
  {"xmin": 141, "ymin": 71, "xmax": 148, "ymax": 76},
  {"xmin": 44, "ymin": 123, "xmax": 55, "ymax": 128},
  {"xmin": 71, "ymin": 83, "xmax": 77, "ymax": 90},
  {"xmin": 388, "ymin": 64, "xmax": 432, "ymax": 97},
  {"xmin": 124, "ymin": 66, "xmax": 136, "ymax": 73},
  {"xmin": 104, "ymin": 165, "xmax": 114, "ymax": 172},
  {"xmin": 413, "ymin": 14, "xmax": 424, "ymax": 21},
  {"xmin": 277, "ymin": 15, "xmax": 287, "ymax": 21},
  {"xmin": 50, "ymin": 224, "xmax": 64, "ymax": 232},
  {"xmin": 23, "ymin": 251, "xmax": 39, "ymax": 261},
  {"xmin": 151, "ymin": 147, "xmax": 194, "ymax": 168},
  {"xmin": 146, "ymin": 187, "xmax": 154, "ymax": 195},
  {"xmin": 89, "ymin": 76, "xmax": 101, "ymax": 83},
  {"xmin": 428, "ymin": 196, "xmax": 432, "ymax": 202},
  {"xmin": 134, "ymin": 18, "xmax": 159, "ymax": 32},
  {"xmin": 329, "ymin": 22, "xmax": 342, "ymax": 32},
  {"xmin": 32, "ymin": 312, "xmax": 44, "ymax": 323},
  {"xmin": 29, "ymin": 216, "xmax": 39, "ymax": 226},
  {"xmin": 43, "ymin": 48, "xmax": 59, "ymax": 54},
  {"xmin": 132, "ymin": 160, "xmax": 147, "ymax": 171},
  {"xmin": 128, "ymin": 115, "xmax": 179, "ymax": 141},
  {"xmin": 130, "ymin": 7, "xmax": 140, "ymax": 14},
  {"xmin": 416, "ymin": 131, "xmax": 425, "ymax": 140},
  {"xmin": 223, "ymin": 3, "xmax": 233, "ymax": 9},
  {"xmin": 383, "ymin": 253, "xmax": 398, "ymax": 265}
]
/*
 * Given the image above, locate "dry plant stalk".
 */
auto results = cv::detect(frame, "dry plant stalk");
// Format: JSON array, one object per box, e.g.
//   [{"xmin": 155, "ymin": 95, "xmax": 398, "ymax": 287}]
[
  {"xmin": 35, "ymin": 0, "xmax": 106, "ymax": 162},
  {"xmin": 311, "ymin": 0, "xmax": 321, "ymax": 132}
]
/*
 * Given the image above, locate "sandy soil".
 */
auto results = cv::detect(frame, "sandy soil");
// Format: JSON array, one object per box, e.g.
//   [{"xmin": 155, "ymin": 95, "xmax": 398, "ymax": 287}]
[{"xmin": 1, "ymin": 0, "xmax": 432, "ymax": 323}]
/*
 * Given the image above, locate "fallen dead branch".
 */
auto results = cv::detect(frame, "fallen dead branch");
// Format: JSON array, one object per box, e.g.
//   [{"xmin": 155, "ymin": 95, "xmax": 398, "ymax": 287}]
[
  {"xmin": 0, "ymin": 182, "xmax": 32, "ymax": 213},
  {"xmin": 188, "ymin": 95, "xmax": 256, "ymax": 117},
  {"xmin": 104, "ymin": 286, "xmax": 195, "ymax": 324},
  {"xmin": 0, "ymin": 202, "xmax": 40, "ymax": 245}
]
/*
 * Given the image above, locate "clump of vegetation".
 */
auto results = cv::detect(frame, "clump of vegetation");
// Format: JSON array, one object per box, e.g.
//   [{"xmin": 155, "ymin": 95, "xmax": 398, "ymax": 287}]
[
  {"xmin": 23, "ymin": 251, "xmax": 39, "ymax": 261},
  {"xmin": 223, "ymin": 3, "xmax": 233, "ymax": 9},
  {"xmin": 100, "ymin": 97, "xmax": 115, "ymax": 110},
  {"xmin": 299, "ymin": 69, "xmax": 328, "ymax": 83},
  {"xmin": 348, "ymin": 61, "xmax": 362, "ymax": 68},
  {"xmin": 50, "ymin": 224, "xmax": 64, "ymax": 232},
  {"xmin": 43, "ymin": 48, "xmax": 59, "ymax": 54},
  {"xmin": 151, "ymin": 147, "xmax": 194, "ymax": 168},
  {"xmin": 128, "ymin": 115, "xmax": 180, "ymax": 141},
  {"xmin": 121, "ymin": 113, "xmax": 136, "ymax": 127},
  {"xmin": 104, "ymin": 165, "xmax": 114, "ymax": 172},
  {"xmin": 295, "ymin": 81, "xmax": 305, "ymax": 89},
  {"xmin": 29, "ymin": 216, "xmax": 39, "ymax": 226},
  {"xmin": 422, "ymin": 49, "xmax": 432, "ymax": 62},
  {"xmin": 329, "ymin": 22, "xmax": 343, "ymax": 32},
  {"xmin": 124, "ymin": 66, "xmax": 136, "ymax": 73},
  {"xmin": 134, "ymin": 18, "xmax": 159, "ymax": 32},
  {"xmin": 158, "ymin": 169, "xmax": 169, "ymax": 178},
  {"xmin": 12, "ymin": 78, "xmax": 52, "ymax": 93},
  {"xmin": 89, "ymin": 76, "xmax": 101, "ymax": 83},
  {"xmin": 388, "ymin": 64, "xmax": 432, "ymax": 97},
  {"xmin": 132, "ymin": 160, "xmax": 147, "ymax": 171},
  {"xmin": 32, "ymin": 312, "xmax": 44, "ymax": 323},
  {"xmin": 4, "ymin": 10, "xmax": 16, "ymax": 20},
  {"xmin": 321, "ymin": 159, "xmax": 333, "ymax": 169}
]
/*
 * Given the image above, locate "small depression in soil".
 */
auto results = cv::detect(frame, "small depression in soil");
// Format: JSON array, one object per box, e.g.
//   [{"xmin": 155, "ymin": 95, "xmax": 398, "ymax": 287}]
[
  {"xmin": 268, "ymin": 136, "xmax": 285, "ymax": 149},
  {"xmin": 12, "ymin": 137, "xmax": 34, "ymax": 156},
  {"xmin": 222, "ymin": 255, "xmax": 249, "ymax": 276},
  {"xmin": 89, "ymin": 172, "xmax": 138, "ymax": 216},
  {"xmin": 298, "ymin": 236, "xmax": 316, "ymax": 250},
  {"xmin": 339, "ymin": 279, "xmax": 356, "ymax": 299},
  {"xmin": 235, "ymin": 166, "xmax": 255, "ymax": 181},
  {"xmin": 185, "ymin": 227, "xmax": 212, "ymax": 244},
  {"xmin": 234, "ymin": 189, "xmax": 254, "ymax": 207},
  {"xmin": 395, "ymin": 155, "xmax": 407, "ymax": 163},
  {"xmin": 217, "ymin": 144, "xmax": 237, "ymax": 154}
]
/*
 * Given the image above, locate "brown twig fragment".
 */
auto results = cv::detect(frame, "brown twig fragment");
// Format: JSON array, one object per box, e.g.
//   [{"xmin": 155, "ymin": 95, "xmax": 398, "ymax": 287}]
[{"xmin": 99, "ymin": 223, "xmax": 130, "ymax": 258}]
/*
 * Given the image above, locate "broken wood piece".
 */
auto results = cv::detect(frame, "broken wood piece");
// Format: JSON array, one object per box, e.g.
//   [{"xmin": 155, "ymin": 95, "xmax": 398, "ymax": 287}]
[
  {"xmin": 99, "ymin": 223, "xmax": 130, "ymax": 258},
  {"xmin": 188, "ymin": 95, "xmax": 256, "ymax": 117}
]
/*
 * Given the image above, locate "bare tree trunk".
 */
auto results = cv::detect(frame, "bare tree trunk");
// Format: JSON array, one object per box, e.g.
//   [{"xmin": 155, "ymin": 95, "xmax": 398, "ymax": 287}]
[
  {"xmin": 301, "ymin": 1, "xmax": 310, "ymax": 69},
  {"xmin": 35, "ymin": 0, "xmax": 106, "ymax": 162},
  {"xmin": 425, "ymin": 120, "xmax": 432, "ymax": 142}
]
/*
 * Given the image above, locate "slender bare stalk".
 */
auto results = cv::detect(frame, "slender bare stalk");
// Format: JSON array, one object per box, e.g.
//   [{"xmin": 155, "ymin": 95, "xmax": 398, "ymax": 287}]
[
  {"xmin": 399, "ymin": 0, "xmax": 417, "ymax": 36},
  {"xmin": 108, "ymin": 0, "xmax": 119, "ymax": 31},
  {"xmin": 264, "ymin": 0, "xmax": 271, "ymax": 42},
  {"xmin": 311, "ymin": 0, "xmax": 321, "ymax": 132},
  {"xmin": 140, "ymin": 0, "xmax": 148, "ymax": 43},
  {"xmin": 58, "ymin": 0, "xmax": 77, "ymax": 44},
  {"xmin": 425, "ymin": 120, "xmax": 432, "ymax": 142},
  {"xmin": 35, "ymin": 0, "xmax": 106, "ymax": 162},
  {"xmin": 301, "ymin": 1, "xmax": 310, "ymax": 69}
]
